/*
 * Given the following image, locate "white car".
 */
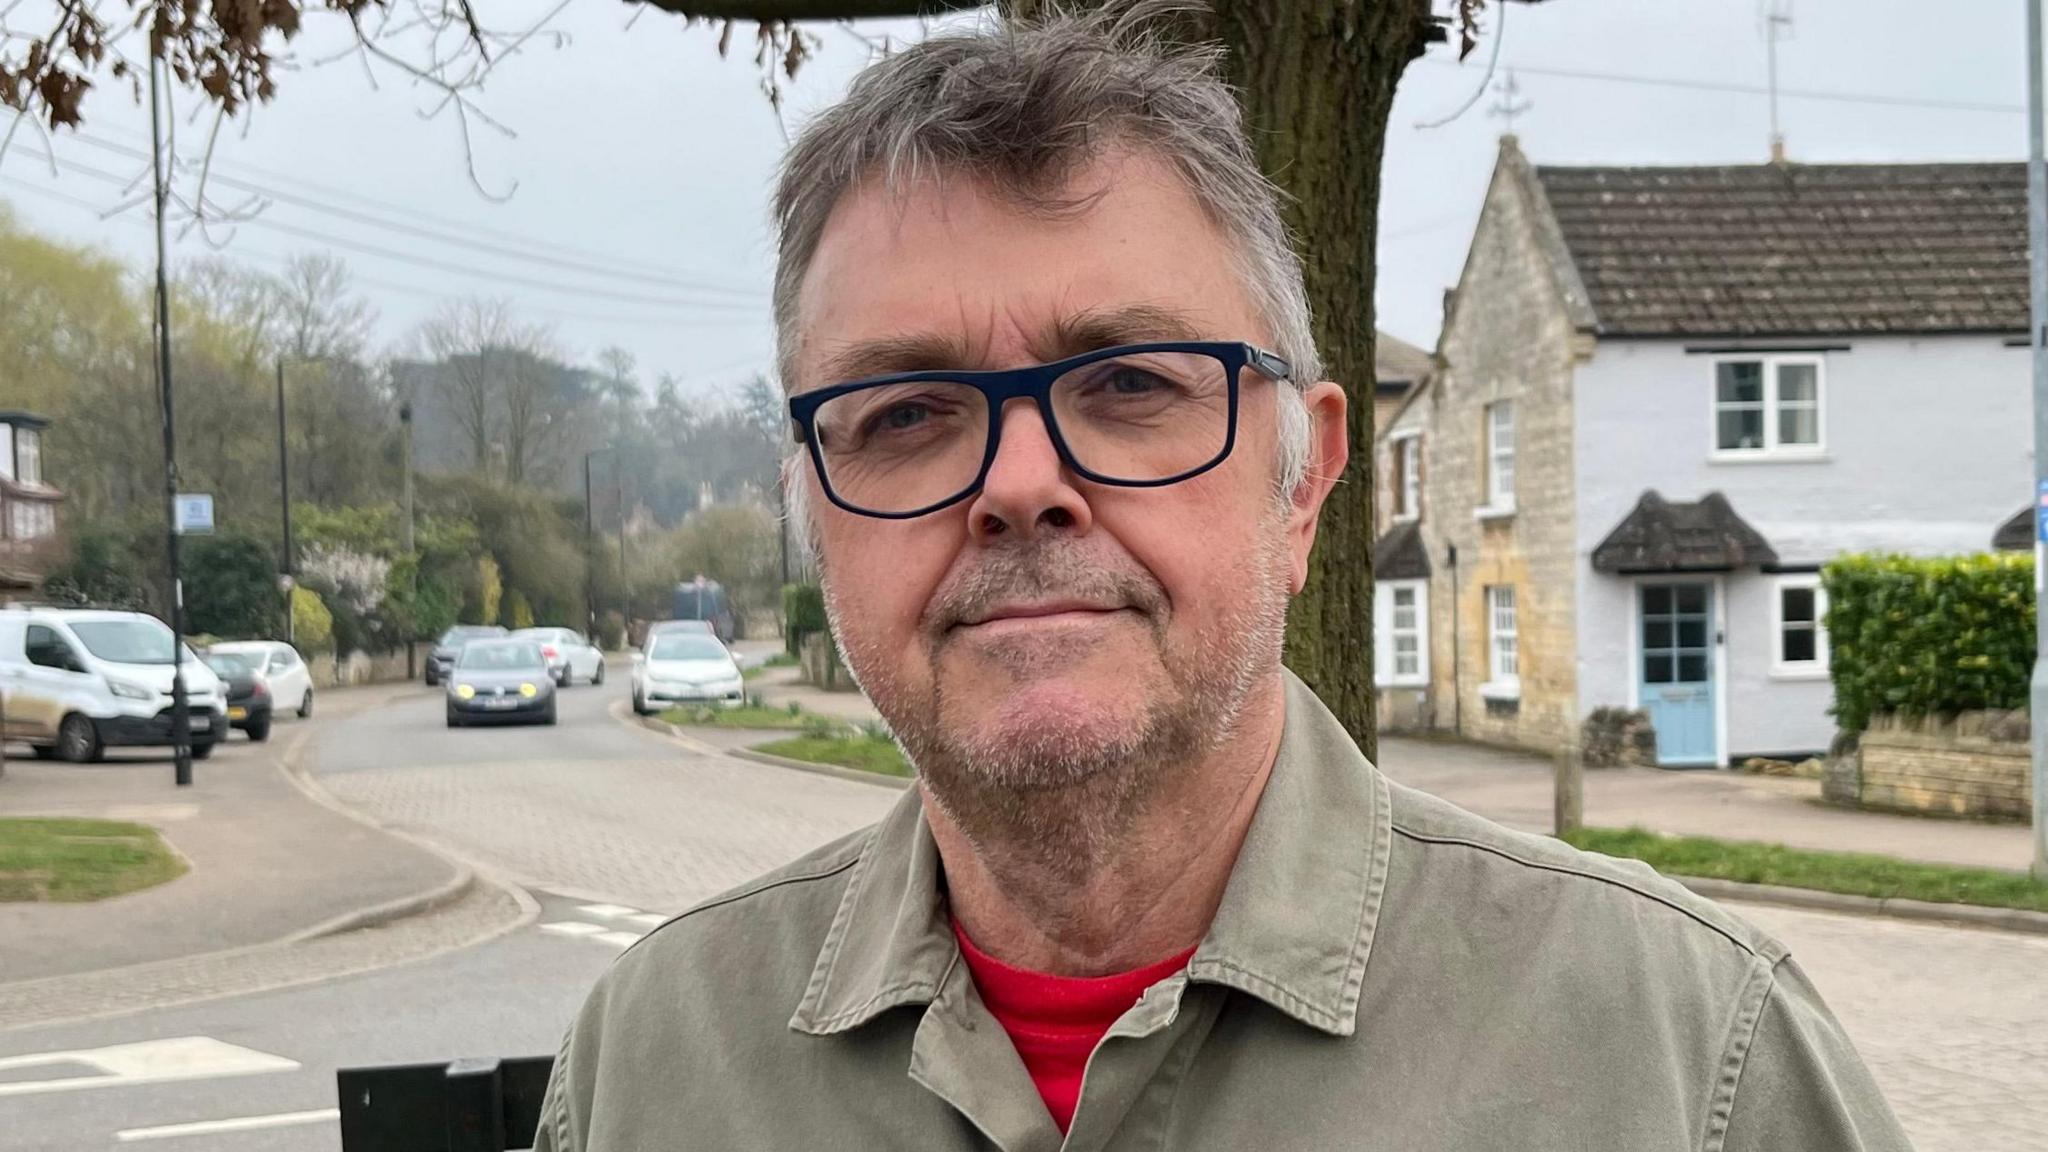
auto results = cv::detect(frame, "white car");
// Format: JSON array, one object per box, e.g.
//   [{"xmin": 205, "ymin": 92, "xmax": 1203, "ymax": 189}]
[
  {"xmin": 513, "ymin": 627, "xmax": 606, "ymax": 687},
  {"xmin": 204, "ymin": 640, "xmax": 315, "ymax": 719},
  {"xmin": 632, "ymin": 631, "xmax": 744, "ymax": 714},
  {"xmin": 0, "ymin": 608, "xmax": 227, "ymax": 763}
]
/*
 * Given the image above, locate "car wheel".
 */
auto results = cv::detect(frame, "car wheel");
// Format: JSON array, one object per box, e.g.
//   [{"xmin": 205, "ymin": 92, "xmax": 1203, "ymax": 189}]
[
  {"xmin": 247, "ymin": 719, "xmax": 272, "ymax": 743},
  {"xmin": 632, "ymin": 692, "xmax": 649, "ymax": 716},
  {"xmin": 592, "ymin": 661, "xmax": 606, "ymax": 686},
  {"xmin": 30, "ymin": 743, "xmax": 57, "ymax": 760},
  {"xmin": 57, "ymin": 714, "xmax": 102, "ymax": 764},
  {"xmin": 424, "ymin": 669, "xmax": 439, "ymax": 687},
  {"xmin": 191, "ymin": 741, "xmax": 215, "ymax": 761},
  {"xmin": 298, "ymin": 690, "xmax": 314, "ymax": 719},
  {"xmin": 446, "ymin": 708, "xmax": 463, "ymax": 728},
  {"xmin": 541, "ymin": 701, "xmax": 558, "ymax": 726},
  {"xmin": 555, "ymin": 669, "xmax": 569, "ymax": 688}
]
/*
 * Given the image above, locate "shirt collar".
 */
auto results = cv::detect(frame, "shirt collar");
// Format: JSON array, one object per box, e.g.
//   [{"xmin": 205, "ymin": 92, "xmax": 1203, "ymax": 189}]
[{"xmin": 789, "ymin": 670, "xmax": 1393, "ymax": 1038}]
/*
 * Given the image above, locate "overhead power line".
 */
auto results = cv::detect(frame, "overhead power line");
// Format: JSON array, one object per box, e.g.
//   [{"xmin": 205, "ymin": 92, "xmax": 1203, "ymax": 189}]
[
  {"xmin": 14, "ymin": 147, "xmax": 772, "ymax": 316},
  {"xmin": 0, "ymin": 175, "xmax": 769, "ymax": 334},
  {"xmin": 1414, "ymin": 56, "xmax": 2025, "ymax": 116},
  {"xmin": 64, "ymin": 131, "xmax": 766, "ymax": 304}
]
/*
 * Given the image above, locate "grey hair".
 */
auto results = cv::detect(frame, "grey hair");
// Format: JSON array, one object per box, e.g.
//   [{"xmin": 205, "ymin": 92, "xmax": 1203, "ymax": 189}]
[{"xmin": 773, "ymin": 1, "xmax": 1318, "ymax": 522}]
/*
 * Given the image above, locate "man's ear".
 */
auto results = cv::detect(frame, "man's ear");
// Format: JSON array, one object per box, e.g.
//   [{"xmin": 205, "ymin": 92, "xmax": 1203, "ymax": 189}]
[{"xmin": 1286, "ymin": 381, "xmax": 1350, "ymax": 595}]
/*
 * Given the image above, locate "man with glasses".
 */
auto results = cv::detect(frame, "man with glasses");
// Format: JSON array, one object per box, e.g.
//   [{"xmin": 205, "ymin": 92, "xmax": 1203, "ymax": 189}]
[{"xmin": 536, "ymin": 7, "xmax": 1908, "ymax": 1150}]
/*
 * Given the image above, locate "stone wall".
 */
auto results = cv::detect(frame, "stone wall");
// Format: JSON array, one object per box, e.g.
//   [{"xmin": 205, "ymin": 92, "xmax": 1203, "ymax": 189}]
[
  {"xmin": 310, "ymin": 646, "xmax": 417, "ymax": 689},
  {"xmin": 1419, "ymin": 139, "xmax": 1583, "ymax": 753},
  {"xmin": 1852, "ymin": 711, "xmax": 2032, "ymax": 820}
]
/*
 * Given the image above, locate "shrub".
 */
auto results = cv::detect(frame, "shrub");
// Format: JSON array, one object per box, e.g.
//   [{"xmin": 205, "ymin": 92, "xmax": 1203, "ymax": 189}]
[
  {"xmin": 184, "ymin": 532, "xmax": 282, "ymax": 639},
  {"xmin": 291, "ymin": 586, "xmax": 333, "ymax": 654},
  {"xmin": 1824, "ymin": 552, "xmax": 2035, "ymax": 733},
  {"xmin": 783, "ymin": 583, "xmax": 826, "ymax": 654}
]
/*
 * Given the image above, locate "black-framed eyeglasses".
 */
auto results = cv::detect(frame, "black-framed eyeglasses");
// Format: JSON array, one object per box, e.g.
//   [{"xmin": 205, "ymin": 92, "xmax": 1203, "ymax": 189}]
[{"xmin": 787, "ymin": 341, "xmax": 1292, "ymax": 520}]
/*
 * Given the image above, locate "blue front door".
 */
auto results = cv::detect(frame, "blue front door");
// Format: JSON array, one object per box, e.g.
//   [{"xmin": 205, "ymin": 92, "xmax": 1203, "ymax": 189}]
[{"xmin": 1639, "ymin": 583, "xmax": 1718, "ymax": 767}]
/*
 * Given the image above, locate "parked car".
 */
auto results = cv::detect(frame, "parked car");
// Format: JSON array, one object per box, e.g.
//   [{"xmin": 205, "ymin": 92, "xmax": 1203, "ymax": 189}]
[
  {"xmin": 632, "ymin": 630, "xmax": 745, "ymax": 715},
  {"xmin": 445, "ymin": 638, "xmax": 557, "ymax": 727},
  {"xmin": 202, "ymin": 650, "xmax": 273, "ymax": 742},
  {"xmin": 425, "ymin": 624, "xmax": 509, "ymax": 687},
  {"xmin": 512, "ymin": 626, "xmax": 606, "ymax": 687},
  {"xmin": 204, "ymin": 640, "xmax": 314, "ymax": 719},
  {"xmin": 0, "ymin": 608, "xmax": 226, "ymax": 763}
]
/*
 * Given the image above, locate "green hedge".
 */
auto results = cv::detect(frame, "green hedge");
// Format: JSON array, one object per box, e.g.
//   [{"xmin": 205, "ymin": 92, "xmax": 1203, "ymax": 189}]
[
  {"xmin": 783, "ymin": 583, "xmax": 827, "ymax": 655},
  {"xmin": 1823, "ymin": 553, "xmax": 2034, "ymax": 733}
]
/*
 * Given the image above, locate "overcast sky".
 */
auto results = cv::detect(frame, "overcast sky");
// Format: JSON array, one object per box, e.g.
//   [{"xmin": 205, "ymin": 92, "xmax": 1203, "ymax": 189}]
[{"xmin": 0, "ymin": 0, "xmax": 2032, "ymax": 400}]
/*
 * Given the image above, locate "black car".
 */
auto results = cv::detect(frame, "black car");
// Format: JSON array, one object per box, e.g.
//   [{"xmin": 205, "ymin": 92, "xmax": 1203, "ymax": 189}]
[
  {"xmin": 203, "ymin": 650, "xmax": 273, "ymax": 742},
  {"xmin": 425, "ymin": 624, "xmax": 509, "ymax": 687}
]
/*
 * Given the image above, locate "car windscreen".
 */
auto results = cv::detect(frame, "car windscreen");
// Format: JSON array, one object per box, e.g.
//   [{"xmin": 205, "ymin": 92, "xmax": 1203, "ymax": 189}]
[
  {"xmin": 439, "ymin": 626, "xmax": 504, "ymax": 647},
  {"xmin": 649, "ymin": 634, "xmax": 729, "ymax": 662},
  {"xmin": 457, "ymin": 642, "xmax": 545, "ymax": 670},
  {"xmin": 206, "ymin": 652, "xmax": 256, "ymax": 677},
  {"xmin": 71, "ymin": 619, "xmax": 198, "ymax": 665}
]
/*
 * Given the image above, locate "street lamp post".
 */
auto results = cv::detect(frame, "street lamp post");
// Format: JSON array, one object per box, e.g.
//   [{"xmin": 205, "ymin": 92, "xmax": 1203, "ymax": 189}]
[
  {"xmin": 276, "ymin": 359, "xmax": 295, "ymax": 645},
  {"xmin": 149, "ymin": 55, "xmax": 193, "ymax": 788},
  {"xmin": 2027, "ymin": 0, "xmax": 2048, "ymax": 879}
]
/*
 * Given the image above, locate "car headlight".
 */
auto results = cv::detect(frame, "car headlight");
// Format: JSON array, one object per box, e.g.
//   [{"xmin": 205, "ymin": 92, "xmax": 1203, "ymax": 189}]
[
  {"xmin": 455, "ymin": 684, "xmax": 476, "ymax": 700},
  {"xmin": 518, "ymin": 683, "xmax": 538, "ymax": 698},
  {"xmin": 107, "ymin": 678, "xmax": 152, "ymax": 701}
]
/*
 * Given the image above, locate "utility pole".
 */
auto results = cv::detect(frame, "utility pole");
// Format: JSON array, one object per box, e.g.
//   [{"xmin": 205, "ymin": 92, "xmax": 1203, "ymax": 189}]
[
  {"xmin": 150, "ymin": 56, "xmax": 192, "ymax": 788},
  {"xmin": 583, "ymin": 451, "xmax": 597, "ymax": 638},
  {"xmin": 616, "ymin": 462, "xmax": 628, "ymax": 617},
  {"xmin": 400, "ymin": 396, "xmax": 417, "ymax": 678},
  {"xmin": 276, "ymin": 359, "xmax": 295, "ymax": 645},
  {"xmin": 2026, "ymin": 0, "xmax": 2048, "ymax": 880}
]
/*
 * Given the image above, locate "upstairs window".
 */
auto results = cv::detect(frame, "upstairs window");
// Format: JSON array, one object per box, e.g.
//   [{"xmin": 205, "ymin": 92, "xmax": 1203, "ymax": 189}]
[{"xmin": 1715, "ymin": 357, "xmax": 1823, "ymax": 457}]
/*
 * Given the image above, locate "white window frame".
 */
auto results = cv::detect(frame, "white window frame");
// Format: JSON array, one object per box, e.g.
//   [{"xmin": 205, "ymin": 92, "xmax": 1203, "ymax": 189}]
[
  {"xmin": 1711, "ymin": 355, "xmax": 1826, "ymax": 460},
  {"xmin": 1482, "ymin": 584, "xmax": 1520, "ymax": 699},
  {"xmin": 1478, "ymin": 400, "xmax": 1515, "ymax": 516},
  {"xmin": 1390, "ymin": 433, "xmax": 1421, "ymax": 523},
  {"xmin": 1771, "ymin": 574, "xmax": 1830, "ymax": 679},
  {"xmin": 1374, "ymin": 579, "xmax": 1429, "ymax": 688}
]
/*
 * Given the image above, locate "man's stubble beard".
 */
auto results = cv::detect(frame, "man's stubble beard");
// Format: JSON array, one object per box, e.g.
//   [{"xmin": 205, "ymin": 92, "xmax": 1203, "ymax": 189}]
[{"xmin": 823, "ymin": 522, "xmax": 1294, "ymax": 886}]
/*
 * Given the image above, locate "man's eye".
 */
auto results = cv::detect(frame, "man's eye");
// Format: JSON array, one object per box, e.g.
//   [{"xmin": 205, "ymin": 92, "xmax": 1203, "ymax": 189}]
[
  {"xmin": 880, "ymin": 403, "xmax": 929, "ymax": 429},
  {"xmin": 1102, "ymin": 369, "xmax": 1170, "ymax": 395}
]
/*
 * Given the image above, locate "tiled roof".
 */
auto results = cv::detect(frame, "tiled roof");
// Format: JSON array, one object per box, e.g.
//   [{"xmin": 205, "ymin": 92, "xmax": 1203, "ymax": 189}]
[
  {"xmin": 1532, "ymin": 161, "xmax": 2028, "ymax": 337},
  {"xmin": 1994, "ymin": 506, "xmax": 2033, "ymax": 552},
  {"xmin": 1591, "ymin": 491, "xmax": 1779, "ymax": 574},
  {"xmin": 1374, "ymin": 521, "xmax": 1431, "ymax": 581},
  {"xmin": 1373, "ymin": 331, "xmax": 1434, "ymax": 387}
]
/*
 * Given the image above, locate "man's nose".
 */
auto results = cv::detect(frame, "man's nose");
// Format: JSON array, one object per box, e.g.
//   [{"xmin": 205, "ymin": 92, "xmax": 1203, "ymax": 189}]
[{"xmin": 964, "ymin": 399, "xmax": 1094, "ymax": 543}]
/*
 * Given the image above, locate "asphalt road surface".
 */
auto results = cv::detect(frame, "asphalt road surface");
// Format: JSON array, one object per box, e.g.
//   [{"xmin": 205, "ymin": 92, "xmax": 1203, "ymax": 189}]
[{"xmin": 4, "ymin": 671, "xmax": 2044, "ymax": 1150}]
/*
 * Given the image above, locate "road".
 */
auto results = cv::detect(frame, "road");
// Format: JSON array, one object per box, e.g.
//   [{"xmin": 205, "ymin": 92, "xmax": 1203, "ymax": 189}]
[{"xmin": 1, "ymin": 671, "xmax": 2043, "ymax": 1150}]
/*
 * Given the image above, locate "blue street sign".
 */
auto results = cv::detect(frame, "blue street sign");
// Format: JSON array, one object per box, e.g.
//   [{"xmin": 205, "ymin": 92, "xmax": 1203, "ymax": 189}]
[{"xmin": 175, "ymin": 493, "xmax": 215, "ymax": 536}]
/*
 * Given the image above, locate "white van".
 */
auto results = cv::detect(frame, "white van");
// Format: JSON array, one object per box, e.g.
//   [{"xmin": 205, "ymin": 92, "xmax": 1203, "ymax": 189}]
[{"xmin": 0, "ymin": 608, "xmax": 227, "ymax": 763}]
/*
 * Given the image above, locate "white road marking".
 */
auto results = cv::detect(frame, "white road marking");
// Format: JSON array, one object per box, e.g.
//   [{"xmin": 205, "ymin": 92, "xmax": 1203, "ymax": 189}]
[
  {"xmin": 539, "ymin": 921, "xmax": 607, "ymax": 937},
  {"xmin": 576, "ymin": 904, "xmax": 638, "ymax": 918},
  {"xmin": 116, "ymin": 1108, "xmax": 340, "ymax": 1142},
  {"xmin": 624, "ymin": 913, "xmax": 668, "ymax": 929},
  {"xmin": 0, "ymin": 1037, "xmax": 297, "ymax": 1099},
  {"xmin": 595, "ymin": 931, "xmax": 643, "ymax": 948}
]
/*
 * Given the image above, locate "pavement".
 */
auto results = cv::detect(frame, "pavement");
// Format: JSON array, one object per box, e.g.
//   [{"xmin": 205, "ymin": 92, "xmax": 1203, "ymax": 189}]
[
  {"xmin": 1377, "ymin": 735, "xmax": 2037, "ymax": 873},
  {"xmin": 0, "ymin": 683, "xmax": 464, "ymax": 986}
]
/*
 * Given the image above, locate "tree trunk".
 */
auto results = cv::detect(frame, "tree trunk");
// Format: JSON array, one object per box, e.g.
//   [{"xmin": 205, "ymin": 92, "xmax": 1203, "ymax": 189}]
[{"xmin": 1007, "ymin": 0, "xmax": 1421, "ymax": 757}]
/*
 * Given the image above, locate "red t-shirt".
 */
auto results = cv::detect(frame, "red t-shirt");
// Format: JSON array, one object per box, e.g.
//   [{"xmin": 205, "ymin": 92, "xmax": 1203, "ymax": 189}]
[{"xmin": 952, "ymin": 920, "xmax": 1197, "ymax": 1135}]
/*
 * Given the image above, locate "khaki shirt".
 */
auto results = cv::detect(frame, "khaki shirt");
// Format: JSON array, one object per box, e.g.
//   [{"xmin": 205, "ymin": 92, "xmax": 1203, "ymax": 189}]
[{"xmin": 536, "ymin": 673, "xmax": 1912, "ymax": 1151}]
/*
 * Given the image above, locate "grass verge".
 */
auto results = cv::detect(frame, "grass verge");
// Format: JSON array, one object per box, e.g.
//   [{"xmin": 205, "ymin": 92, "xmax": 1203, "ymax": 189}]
[
  {"xmin": 1566, "ymin": 826, "xmax": 2048, "ymax": 914},
  {"xmin": 0, "ymin": 817, "xmax": 188, "ymax": 902},
  {"xmin": 755, "ymin": 732, "xmax": 913, "ymax": 778},
  {"xmin": 742, "ymin": 653, "xmax": 800, "ymax": 680},
  {"xmin": 660, "ymin": 703, "xmax": 808, "ymax": 729}
]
